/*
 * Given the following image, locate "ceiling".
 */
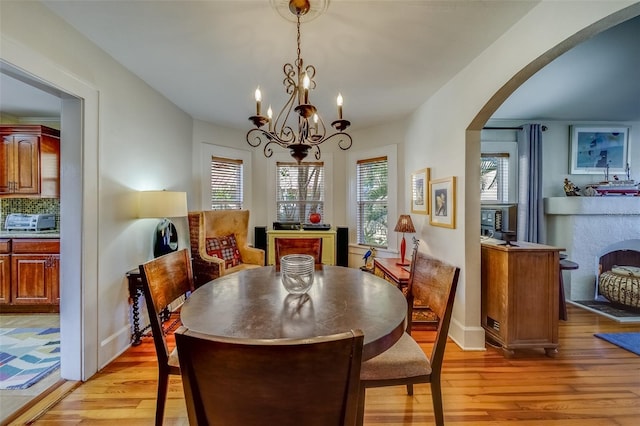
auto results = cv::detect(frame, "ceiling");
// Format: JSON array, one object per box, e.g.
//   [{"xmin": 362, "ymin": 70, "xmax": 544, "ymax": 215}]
[{"xmin": 1, "ymin": 1, "xmax": 639, "ymax": 127}]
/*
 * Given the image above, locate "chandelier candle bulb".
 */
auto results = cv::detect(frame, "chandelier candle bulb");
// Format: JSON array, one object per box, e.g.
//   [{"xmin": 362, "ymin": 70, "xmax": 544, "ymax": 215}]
[
  {"xmin": 255, "ymin": 87, "xmax": 262, "ymax": 115},
  {"xmin": 313, "ymin": 113, "xmax": 318, "ymax": 132},
  {"xmin": 303, "ymin": 73, "xmax": 310, "ymax": 104},
  {"xmin": 267, "ymin": 106, "xmax": 273, "ymax": 131},
  {"xmin": 337, "ymin": 93, "xmax": 343, "ymax": 119}
]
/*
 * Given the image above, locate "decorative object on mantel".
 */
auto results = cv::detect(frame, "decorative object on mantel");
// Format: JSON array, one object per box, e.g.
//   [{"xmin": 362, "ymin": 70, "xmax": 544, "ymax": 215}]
[
  {"xmin": 563, "ymin": 177, "xmax": 639, "ymax": 197},
  {"xmin": 591, "ymin": 176, "xmax": 639, "ymax": 196},
  {"xmin": 246, "ymin": 0, "xmax": 352, "ymax": 163},
  {"xmin": 563, "ymin": 178, "xmax": 581, "ymax": 196}
]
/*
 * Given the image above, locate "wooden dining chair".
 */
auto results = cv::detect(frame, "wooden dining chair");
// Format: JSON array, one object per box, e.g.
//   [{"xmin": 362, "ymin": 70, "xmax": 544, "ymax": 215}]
[
  {"xmin": 274, "ymin": 237, "xmax": 323, "ymax": 270},
  {"xmin": 357, "ymin": 249, "xmax": 460, "ymax": 426},
  {"xmin": 175, "ymin": 326, "xmax": 364, "ymax": 426},
  {"xmin": 139, "ymin": 248, "xmax": 195, "ymax": 426}
]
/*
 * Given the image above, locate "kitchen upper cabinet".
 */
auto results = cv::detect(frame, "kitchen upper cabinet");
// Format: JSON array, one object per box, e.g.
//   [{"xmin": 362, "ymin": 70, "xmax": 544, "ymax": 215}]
[{"xmin": 0, "ymin": 125, "xmax": 60, "ymax": 198}]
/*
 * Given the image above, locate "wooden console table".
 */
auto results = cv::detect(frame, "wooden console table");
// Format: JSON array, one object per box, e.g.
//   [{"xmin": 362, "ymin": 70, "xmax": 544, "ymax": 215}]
[
  {"xmin": 267, "ymin": 229, "xmax": 336, "ymax": 266},
  {"xmin": 373, "ymin": 257, "xmax": 437, "ymax": 328}
]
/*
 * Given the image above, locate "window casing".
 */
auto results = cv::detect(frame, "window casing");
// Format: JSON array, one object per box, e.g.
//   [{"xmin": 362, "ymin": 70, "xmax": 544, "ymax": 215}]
[
  {"xmin": 356, "ymin": 156, "xmax": 388, "ymax": 247},
  {"xmin": 210, "ymin": 156, "xmax": 243, "ymax": 210},
  {"xmin": 481, "ymin": 153, "xmax": 509, "ymax": 203},
  {"xmin": 276, "ymin": 161, "xmax": 324, "ymax": 222}
]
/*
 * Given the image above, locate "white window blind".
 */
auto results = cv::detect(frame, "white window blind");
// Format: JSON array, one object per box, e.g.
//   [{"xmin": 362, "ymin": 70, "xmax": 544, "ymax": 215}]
[
  {"xmin": 210, "ymin": 156, "xmax": 243, "ymax": 210},
  {"xmin": 357, "ymin": 156, "xmax": 388, "ymax": 247},
  {"xmin": 276, "ymin": 161, "xmax": 324, "ymax": 222},
  {"xmin": 481, "ymin": 153, "xmax": 509, "ymax": 202}
]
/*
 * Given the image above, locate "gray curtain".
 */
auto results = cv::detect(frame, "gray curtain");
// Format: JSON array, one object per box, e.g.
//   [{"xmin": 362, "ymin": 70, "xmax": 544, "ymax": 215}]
[{"xmin": 517, "ymin": 124, "xmax": 544, "ymax": 243}]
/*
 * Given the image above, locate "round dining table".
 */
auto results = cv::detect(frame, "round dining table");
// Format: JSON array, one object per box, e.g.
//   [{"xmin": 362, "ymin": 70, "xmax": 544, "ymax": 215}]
[{"xmin": 180, "ymin": 265, "xmax": 407, "ymax": 360}]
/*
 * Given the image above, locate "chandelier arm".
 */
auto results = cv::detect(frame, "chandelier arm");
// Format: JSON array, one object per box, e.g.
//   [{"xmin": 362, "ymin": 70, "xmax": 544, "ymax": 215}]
[
  {"xmin": 274, "ymin": 89, "xmax": 298, "ymax": 139},
  {"xmin": 263, "ymin": 142, "xmax": 275, "ymax": 159},
  {"xmin": 283, "ymin": 63, "xmax": 297, "ymax": 95},
  {"xmin": 247, "ymin": 128, "xmax": 294, "ymax": 150},
  {"xmin": 246, "ymin": 128, "xmax": 265, "ymax": 148},
  {"xmin": 278, "ymin": 125, "xmax": 297, "ymax": 145},
  {"xmin": 321, "ymin": 132, "xmax": 353, "ymax": 151}
]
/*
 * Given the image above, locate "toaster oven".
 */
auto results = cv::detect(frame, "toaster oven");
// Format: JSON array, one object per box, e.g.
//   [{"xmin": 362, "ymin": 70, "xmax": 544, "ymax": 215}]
[{"xmin": 4, "ymin": 213, "xmax": 57, "ymax": 231}]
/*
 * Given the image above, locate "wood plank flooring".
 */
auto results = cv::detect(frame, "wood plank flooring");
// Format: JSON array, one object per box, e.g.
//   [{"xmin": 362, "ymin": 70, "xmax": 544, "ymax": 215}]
[{"xmin": 16, "ymin": 305, "xmax": 640, "ymax": 425}]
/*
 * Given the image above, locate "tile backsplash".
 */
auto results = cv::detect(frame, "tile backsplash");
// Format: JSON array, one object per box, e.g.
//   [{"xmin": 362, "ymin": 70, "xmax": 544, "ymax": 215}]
[{"xmin": 0, "ymin": 198, "xmax": 60, "ymax": 229}]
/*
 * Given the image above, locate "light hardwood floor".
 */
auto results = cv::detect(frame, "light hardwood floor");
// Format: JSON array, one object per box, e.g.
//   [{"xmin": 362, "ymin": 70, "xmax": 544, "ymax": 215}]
[{"xmin": 13, "ymin": 305, "xmax": 640, "ymax": 425}]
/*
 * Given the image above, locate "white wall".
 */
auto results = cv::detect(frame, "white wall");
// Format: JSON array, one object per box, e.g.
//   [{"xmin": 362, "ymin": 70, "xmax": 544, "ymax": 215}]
[
  {"xmin": 1, "ymin": 1, "xmax": 193, "ymax": 376},
  {"xmin": 403, "ymin": 1, "xmax": 639, "ymax": 350}
]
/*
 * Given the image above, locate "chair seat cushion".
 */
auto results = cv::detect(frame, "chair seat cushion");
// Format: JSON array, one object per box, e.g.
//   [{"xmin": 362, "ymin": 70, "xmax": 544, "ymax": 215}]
[
  {"xmin": 360, "ymin": 332, "xmax": 431, "ymax": 381},
  {"xmin": 206, "ymin": 234, "xmax": 243, "ymax": 269},
  {"xmin": 168, "ymin": 347, "xmax": 180, "ymax": 368}
]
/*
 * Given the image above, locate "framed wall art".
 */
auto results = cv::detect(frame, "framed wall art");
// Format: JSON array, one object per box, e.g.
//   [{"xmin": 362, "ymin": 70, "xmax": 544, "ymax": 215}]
[
  {"xmin": 429, "ymin": 176, "xmax": 456, "ymax": 229},
  {"xmin": 569, "ymin": 126, "xmax": 630, "ymax": 175},
  {"xmin": 410, "ymin": 168, "xmax": 430, "ymax": 215}
]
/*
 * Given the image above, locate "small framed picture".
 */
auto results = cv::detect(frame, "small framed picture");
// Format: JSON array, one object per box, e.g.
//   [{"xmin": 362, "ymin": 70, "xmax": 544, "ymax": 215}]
[
  {"xmin": 569, "ymin": 126, "xmax": 630, "ymax": 174},
  {"xmin": 410, "ymin": 168, "xmax": 430, "ymax": 215},
  {"xmin": 429, "ymin": 176, "xmax": 456, "ymax": 229}
]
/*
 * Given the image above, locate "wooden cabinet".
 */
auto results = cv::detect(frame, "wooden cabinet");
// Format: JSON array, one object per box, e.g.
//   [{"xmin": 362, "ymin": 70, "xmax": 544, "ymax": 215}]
[
  {"xmin": 0, "ymin": 125, "xmax": 61, "ymax": 198},
  {"xmin": 481, "ymin": 241, "xmax": 562, "ymax": 357},
  {"xmin": 0, "ymin": 239, "xmax": 11, "ymax": 305},
  {"xmin": 0, "ymin": 238, "xmax": 60, "ymax": 312},
  {"xmin": 267, "ymin": 229, "xmax": 336, "ymax": 266}
]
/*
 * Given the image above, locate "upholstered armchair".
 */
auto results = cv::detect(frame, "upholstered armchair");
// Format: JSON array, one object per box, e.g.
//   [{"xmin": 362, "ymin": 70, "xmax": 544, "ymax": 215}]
[{"xmin": 188, "ymin": 210, "xmax": 265, "ymax": 287}]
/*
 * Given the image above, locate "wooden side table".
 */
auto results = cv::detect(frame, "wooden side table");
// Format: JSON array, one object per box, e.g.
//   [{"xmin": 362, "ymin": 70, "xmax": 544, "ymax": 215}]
[{"xmin": 373, "ymin": 257, "xmax": 438, "ymax": 328}]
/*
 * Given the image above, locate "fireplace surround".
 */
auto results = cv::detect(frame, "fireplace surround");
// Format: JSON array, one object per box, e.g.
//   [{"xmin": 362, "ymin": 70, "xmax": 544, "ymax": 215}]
[{"xmin": 544, "ymin": 197, "xmax": 640, "ymax": 301}]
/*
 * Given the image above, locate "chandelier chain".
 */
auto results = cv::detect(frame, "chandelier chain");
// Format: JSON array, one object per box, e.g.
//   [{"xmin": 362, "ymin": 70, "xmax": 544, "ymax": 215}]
[{"xmin": 296, "ymin": 15, "xmax": 302, "ymax": 68}]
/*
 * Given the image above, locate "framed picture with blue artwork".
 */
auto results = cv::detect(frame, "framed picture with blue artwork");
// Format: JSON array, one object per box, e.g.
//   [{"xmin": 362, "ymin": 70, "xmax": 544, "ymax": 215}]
[
  {"xmin": 410, "ymin": 168, "xmax": 430, "ymax": 215},
  {"xmin": 570, "ymin": 126, "xmax": 630, "ymax": 175}
]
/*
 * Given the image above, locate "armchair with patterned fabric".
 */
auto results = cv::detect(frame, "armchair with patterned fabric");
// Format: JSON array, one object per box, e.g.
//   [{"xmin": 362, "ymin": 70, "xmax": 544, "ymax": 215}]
[{"xmin": 188, "ymin": 210, "xmax": 265, "ymax": 287}]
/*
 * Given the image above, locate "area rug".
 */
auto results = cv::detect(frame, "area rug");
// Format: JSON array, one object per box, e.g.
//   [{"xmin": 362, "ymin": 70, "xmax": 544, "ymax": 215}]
[
  {"xmin": 570, "ymin": 300, "xmax": 640, "ymax": 323},
  {"xmin": 0, "ymin": 327, "xmax": 60, "ymax": 390},
  {"xmin": 594, "ymin": 332, "xmax": 640, "ymax": 356}
]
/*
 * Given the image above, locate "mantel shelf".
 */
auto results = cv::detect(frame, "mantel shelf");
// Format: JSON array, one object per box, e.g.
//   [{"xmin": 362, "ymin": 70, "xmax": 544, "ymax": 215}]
[{"xmin": 544, "ymin": 197, "xmax": 640, "ymax": 215}]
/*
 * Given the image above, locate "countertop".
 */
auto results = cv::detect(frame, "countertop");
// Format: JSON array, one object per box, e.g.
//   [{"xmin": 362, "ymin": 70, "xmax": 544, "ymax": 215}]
[{"xmin": 0, "ymin": 230, "xmax": 60, "ymax": 239}]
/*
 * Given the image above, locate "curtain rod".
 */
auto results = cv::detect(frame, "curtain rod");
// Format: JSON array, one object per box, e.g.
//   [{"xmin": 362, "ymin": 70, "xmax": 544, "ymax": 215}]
[{"xmin": 483, "ymin": 125, "xmax": 547, "ymax": 131}]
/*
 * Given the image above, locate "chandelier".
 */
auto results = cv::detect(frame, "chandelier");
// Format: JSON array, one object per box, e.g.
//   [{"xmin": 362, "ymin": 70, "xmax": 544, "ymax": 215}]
[{"xmin": 247, "ymin": 0, "xmax": 352, "ymax": 163}]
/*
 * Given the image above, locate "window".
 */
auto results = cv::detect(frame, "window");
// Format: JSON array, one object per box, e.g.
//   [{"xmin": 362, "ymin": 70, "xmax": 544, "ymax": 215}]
[
  {"xmin": 276, "ymin": 161, "xmax": 324, "ymax": 222},
  {"xmin": 356, "ymin": 156, "xmax": 388, "ymax": 247},
  {"xmin": 210, "ymin": 156, "xmax": 243, "ymax": 209},
  {"xmin": 480, "ymin": 153, "xmax": 509, "ymax": 202}
]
